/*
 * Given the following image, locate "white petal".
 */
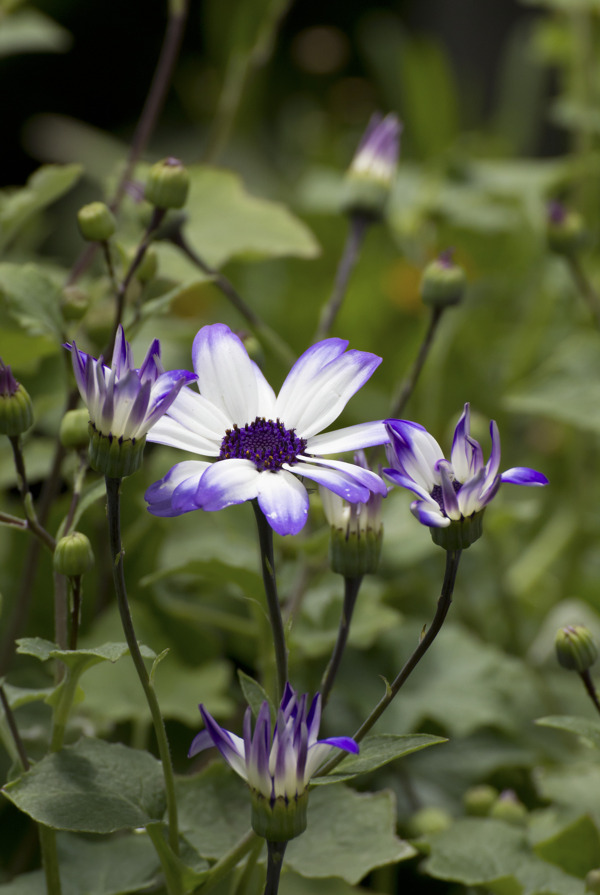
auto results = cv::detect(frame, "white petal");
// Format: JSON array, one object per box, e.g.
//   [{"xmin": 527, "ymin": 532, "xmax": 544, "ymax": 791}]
[
  {"xmin": 147, "ymin": 415, "xmax": 220, "ymax": 455},
  {"xmin": 275, "ymin": 339, "xmax": 348, "ymax": 421},
  {"xmin": 164, "ymin": 386, "xmax": 232, "ymax": 440},
  {"xmin": 306, "ymin": 421, "xmax": 388, "ymax": 455},
  {"xmin": 257, "ymin": 469, "xmax": 309, "ymax": 536},
  {"xmin": 197, "ymin": 459, "xmax": 261, "ymax": 510}
]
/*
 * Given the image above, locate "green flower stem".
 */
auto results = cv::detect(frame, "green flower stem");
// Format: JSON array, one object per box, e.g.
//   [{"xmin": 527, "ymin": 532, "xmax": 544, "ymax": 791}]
[
  {"xmin": 105, "ymin": 477, "xmax": 180, "ymax": 856},
  {"xmin": 0, "ymin": 684, "xmax": 29, "ymax": 771},
  {"xmin": 252, "ymin": 502, "xmax": 288, "ymax": 704},
  {"xmin": 0, "ymin": 510, "xmax": 27, "ymax": 531},
  {"xmin": 233, "ymin": 836, "xmax": 265, "ymax": 895},
  {"xmin": 54, "ymin": 571, "xmax": 69, "ymax": 653},
  {"xmin": 390, "ymin": 305, "xmax": 444, "ymax": 417},
  {"xmin": 579, "ymin": 669, "xmax": 600, "ymax": 717},
  {"xmin": 38, "ymin": 825, "xmax": 62, "ymax": 895},
  {"xmin": 320, "ymin": 575, "xmax": 363, "ymax": 707},
  {"xmin": 68, "ymin": 576, "xmax": 83, "ymax": 651},
  {"xmin": 565, "ymin": 254, "xmax": 600, "ymax": 329},
  {"xmin": 50, "ymin": 668, "xmax": 80, "ymax": 752},
  {"xmin": 192, "ymin": 830, "xmax": 258, "ymax": 895},
  {"xmin": 8, "ymin": 436, "xmax": 56, "ymax": 553},
  {"xmin": 60, "ymin": 452, "xmax": 88, "ymax": 538},
  {"xmin": 314, "ymin": 213, "xmax": 371, "ymax": 342},
  {"xmin": 316, "ymin": 549, "xmax": 462, "ymax": 777},
  {"xmin": 170, "ymin": 229, "xmax": 296, "ymax": 368},
  {"xmin": 264, "ymin": 840, "xmax": 287, "ymax": 895}
]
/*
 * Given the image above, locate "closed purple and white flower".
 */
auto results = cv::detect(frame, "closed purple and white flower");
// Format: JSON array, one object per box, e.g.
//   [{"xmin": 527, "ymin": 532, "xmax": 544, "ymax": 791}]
[
  {"xmin": 384, "ymin": 404, "xmax": 548, "ymax": 549},
  {"xmin": 66, "ymin": 326, "xmax": 196, "ymax": 476},
  {"xmin": 189, "ymin": 683, "xmax": 358, "ymax": 840},
  {"xmin": 145, "ymin": 324, "xmax": 388, "ymax": 536},
  {"xmin": 345, "ymin": 112, "xmax": 402, "ymax": 218}
]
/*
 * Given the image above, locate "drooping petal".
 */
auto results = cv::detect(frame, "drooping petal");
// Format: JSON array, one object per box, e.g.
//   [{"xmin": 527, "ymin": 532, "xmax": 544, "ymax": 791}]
[
  {"xmin": 194, "ymin": 706, "xmax": 247, "ymax": 779},
  {"xmin": 288, "ymin": 460, "xmax": 369, "ymax": 503},
  {"xmin": 411, "ymin": 499, "xmax": 449, "ymax": 527},
  {"xmin": 383, "ymin": 468, "xmax": 433, "ymax": 504},
  {"xmin": 385, "ymin": 419, "xmax": 444, "ymax": 492},
  {"xmin": 145, "ymin": 370, "xmax": 198, "ymax": 430},
  {"xmin": 438, "ymin": 460, "xmax": 460, "ymax": 520},
  {"xmin": 145, "ymin": 460, "xmax": 210, "ymax": 517},
  {"xmin": 256, "ymin": 469, "xmax": 309, "ymax": 536},
  {"xmin": 305, "ymin": 420, "xmax": 388, "ymax": 455},
  {"xmin": 196, "ymin": 458, "xmax": 261, "ymax": 511},
  {"xmin": 500, "ymin": 467, "xmax": 549, "ymax": 486},
  {"xmin": 279, "ymin": 349, "xmax": 382, "ymax": 438}
]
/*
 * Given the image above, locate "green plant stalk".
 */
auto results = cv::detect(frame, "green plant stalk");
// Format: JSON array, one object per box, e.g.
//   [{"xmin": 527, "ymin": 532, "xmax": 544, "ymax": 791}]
[
  {"xmin": 252, "ymin": 502, "xmax": 288, "ymax": 703},
  {"xmin": 8, "ymin": 436, "xmax": 56, "ymax": 553},
  {"xmin": 579, "ymin": 669, "xmax": 600, "ymax": 717},
  {"xmin": 105, "ymin": 477, "xmax": 180, "ymax": 857},
  {"xmin": 316, "ymin": 549, "xmax": 462, "ymax": 776},
  {"xmin": 50, "ymin": 668, "xmax": 81, "ymax": 752},
  {"xmin": 565, "ymin": 254, "xmax": 600, "ymax": 329},
  {"xmin": 232, "ymin": 836, "xmax": 265, "ymax": 895},
  {"xmin": 38, "ymin": 825, "xmax": 62, "ymax": 895},
  {"xmin": 314, "ymin": 213, "xmax": 371, "ymax": 342},
  {"xmin": 264, "ymin": 840, "xmax": 287, "ymax": 895},
  {"xmin": 192, "ymin": 830, "xmax": 258, "ymax": 894},
  {"xmin": 390, "ymin": 305, "xmax": 444, "ymax": 417},
  {"xmin": 320, "ymin": 575, "xmax": 363, "ymax": 707},
  {"xmin": 0, "ymin": 684, "xmax": 29, "ymax": 770}
]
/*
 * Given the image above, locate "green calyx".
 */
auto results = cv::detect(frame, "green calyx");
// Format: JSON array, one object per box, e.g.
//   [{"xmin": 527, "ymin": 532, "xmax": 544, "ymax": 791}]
[
  {"xmin": 0, "ymin": 384, "xmax": 34, "ymax": 436},
  {"xmin": 547, "ymin": 210, "xmax": 586, "ymax": 257},
  {"xmin": 54, "ymin": 531, "xmax": 94, "ymax": 577},
  {"xmin": 145, "ymin": 157, "xmax": 190, "ymax": 210},
  {"xmin": 251, "ymin": 790, "xmax": 309, "ymax": 842},
  {"xmin": 88, "ymin": 423, "xmax": 146, "ymax": 478},
  {"xmin": 77, "ymin": 202, "xmax": 116, "ymax": 242},
  {"xmin": 555, "ymin": 624, "xmax": 598, "ymax": 673},
  {"xmin": 420, "ymin": 257, "xmax": 466, "ymax": 308},
  {"xmin": 430, "ymin": 511, "xmax": 484, "ymax": 551},
  {"xmin": 342, "ymin": 175, "xmax": 389, "ymax": 221},
  {"xmin": 330, "ymin": 525, "xmax": 383, "ymax": 577}
]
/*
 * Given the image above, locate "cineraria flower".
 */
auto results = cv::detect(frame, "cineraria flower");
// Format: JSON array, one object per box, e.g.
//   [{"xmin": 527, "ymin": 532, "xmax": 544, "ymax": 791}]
[
  {"xmin": 66, "ymin": 326, "xmax": 196, "ymax": 477},
  {"xmin": 384, "ymin": 404, "xmax": 548, "ymax": 549},
  {"xmin": 189, "ymin": 683, "xmax": 358, "ymax": 841},
  {"xmin": 145, "ymin": 324, "xmax": 388, "ymax": 535},
  {"xmin": 344, "ymin": 112, "xmax": 402, "ymax": 219}
]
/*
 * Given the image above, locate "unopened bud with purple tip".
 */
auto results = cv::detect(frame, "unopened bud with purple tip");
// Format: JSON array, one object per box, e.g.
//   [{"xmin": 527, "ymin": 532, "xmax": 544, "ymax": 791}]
[
  {"xmin": 0, "ymin": 360, "xmax": 34, "ymax": 437},
  {"xmin": 420, "ymin": 250, "xmax": 466, "ymax": 309},
  {"xmin": 547, "ymin": 200, "xmax": 586, "ymax": 256},
  {"xmin": 145, "ymin": 157, "xmax": 190, "ymax": 210},
  {"xmin": 343, "ymin": 113, "xmax": 401, "ymax": 220},
  {"xmin": 555, "ymin": 625, "xmax": 598, "ymax": 673}
]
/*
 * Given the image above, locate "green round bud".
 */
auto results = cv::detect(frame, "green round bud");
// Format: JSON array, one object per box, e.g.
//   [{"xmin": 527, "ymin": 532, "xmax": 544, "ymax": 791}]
[
  {"xmin": 420, "ymin": 253, "xmax": 467, "ymax": 308},
  {"xmin": 547, "ymin": 203, "xmax": 587, "ymax": 257},
  {"xmin": 555, "ymin": 625, "xmax": 598, "ymax": 673},
  {"xmin": 134, "ymin": 248, "xmax": 158, "ymax": 283},
  {"xmin": 430, "ymin": 510, "xmax": 484, "ymax": 551},
  {"xmin": 144, "ymin": 157, "xmax": 190, "ymax": 210},
  {"xmin": 88, "ymin": 423, "xmax": 146, "ymax": 478},
  {"xmin": 77, "ymin": 202, "xmax": 116, "ymax": 242},
  {"xmin": 59, "ymin": 409, "xmax": 91, "ymax": 452},
  {"xmin": 585, "ymin": 869, "xmax": 600, "ymax": 893},
  {"xmin": 463, "ymin": 784, "xmax": 498, "ymax": 817},
  {"xmin": 0, "ymin": 361, "xmax": 34, "ymax": 436},
  {"xmin": 61, "ymin": 286, "xmax": 91, "ymax": 322},
  {"xmin": 409, "ymin": 806, "xmax": 452, "ymax": 837},
  {"xmin": 489, "ymin": 791, "xmax": 527, "ymax": 826},
  {"xmin": 53, "ymin": 531, "xmax": 94, "ymax": 577},
  {"xmin": 251, "ymin": 790, "xmax": 308, "ymax": 842}
]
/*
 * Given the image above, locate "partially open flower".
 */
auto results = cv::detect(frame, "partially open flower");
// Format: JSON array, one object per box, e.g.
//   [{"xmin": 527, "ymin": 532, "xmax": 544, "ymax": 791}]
[
  {"xmin": 384, "ymin": 404, "xmax": 548, "ymax": 549},
  {"xmin": 343, "ymin": 113, "xmax": 402, "ymax": 219},
  {"xmin": 65, "ymin": 326, "xmax": 195, "ymax": 477},
  {"xmin": 189, "ymin": 683, "xmax": 358, "ymax": 841}
]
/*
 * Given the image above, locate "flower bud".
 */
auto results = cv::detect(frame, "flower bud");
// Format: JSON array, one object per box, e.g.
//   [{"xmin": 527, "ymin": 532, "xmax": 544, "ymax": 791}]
[
  {"xmin": 547, "ymin": 201, "xmax": 586, "ymax": 257},
  {"xmin": 59, "ymin": 409, "xmax": 91, "ymax": 452},
  {"xmin": 463, "ymin": 784, "xmax": 498, "ymax": 817},
  {"xmin": 61, "ymin": 286, "xmax": 91, "ymax": 322},
  {"xmin": 77, "ymin": 202, "xmax": 116, "ymax": 242},
  {"xmin": 0, "ymin": 360, "xmax": 34, "ymax": 436},
  {"xmin": 53, "ymin": 531, "xmax": 94, "ymax": 577},
  {"xmin": 251, "ymin": 789, "xmax": 308, "ymax": 842},
  {"xmin": 586, "ymin": 869, "xmax": 600, "ymax": 893},
  {"xmin": 144, "ymin": 157, "xmax": 190, "ymax": 210},
  {"xmin": 342, "ymin": 113, "xmax": 401, "ymax": 220},
  {"xmin": 420, "ymin": 251, "xmax": 466, "ymax": 309},
  {"xmin": 489, "ymin": 790, "xmax": 527, "ymax": 826},
  {"xmin": 555, "ymin": 625, "xmax": 598, "ymax": 673},
  {"xmin": 409, "ymin": 806, "xmax": 452, "ymax": 837}
]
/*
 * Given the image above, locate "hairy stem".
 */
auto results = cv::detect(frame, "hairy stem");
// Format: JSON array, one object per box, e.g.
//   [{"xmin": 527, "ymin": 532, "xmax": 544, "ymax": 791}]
[
  {"xmin": 320, "ymin": 575, "xmax": 363, "ymax": 707},
  {"xmin": 314, "ymin": 214, "xmax": 371, "ymax": 342},
  {"xmin": 253, "ymin": 502, "xmax": 288, "ymax": 703}
]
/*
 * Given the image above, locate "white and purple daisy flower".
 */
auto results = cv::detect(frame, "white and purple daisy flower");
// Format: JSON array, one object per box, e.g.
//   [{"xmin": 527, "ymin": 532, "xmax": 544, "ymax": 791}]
[
  {"xmin": 67, "ymin": 326, "xmax": 196, "ymax": 442},
  {"xmin": 384, "ymin": 404, "xmax": 548, "ymax": 543},
  {"xmin": 189, "ymin": 683, "xmax": 358, "ymax": 840},
  {"xmin": 145, "ymin": 324, "xmax": 388, "ymax": 536}
]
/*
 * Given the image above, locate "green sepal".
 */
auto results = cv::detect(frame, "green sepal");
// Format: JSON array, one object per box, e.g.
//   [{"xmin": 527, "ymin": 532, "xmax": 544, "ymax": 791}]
[
  {"xmin": 330, "ymin": 526, "xmax": 383, "ymax": 577},
  {"xmin": 251, "ymin": 790, "xmax": 308, "ymax": 842},
  {"xmin": 430, "ymin": 511, "xmax": 484, "ymax": 551},
  {"xmin": 342, "ymin": 176, "xmax": 388, "ymax": 220},
  {"xmin": 88, "ymin": 423, "xmax": 146, "ymax": 478},
  {"xmin": 0, "ymin": 384, "xmax": 34, "ymax": 436}
]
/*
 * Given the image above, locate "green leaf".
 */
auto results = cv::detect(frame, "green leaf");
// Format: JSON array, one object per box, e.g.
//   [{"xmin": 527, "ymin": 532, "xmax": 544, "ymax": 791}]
[
  {"xmin": 280, "ymin": 873, "xmax": 375, "ymax": 895},
  {"xmin": 0, "ymin": 263, "xmax": 64, "ymax": 340},
  {"xmin": 2, "ymin": 738, "xmax": 166, "ymax": 833},
  {"xmin": 534, "ymin": 814, "xmax": 600, "ymax": 879},
  {"xmin": 141, "ymin": 557, "xmax": 264, "ymax": 601},
  {"xmin": 285, "ymin": 785, "xmax": 415, "ymax": 884},
  {"xmin": 536, "ymin": 762, "xmax": 600, "ymax": 827},
  {"xmin": 0, "ymin": 164, "xmax": 82, "ymax": 251},
  {"xmin": 313, "ymin": 733, "xmax": 447, "ymax": 785},
  {"xmin": 3, "ymin": 683, "xmax": 54, "ymax": 709},
  {"xmin": 536, "ymin": 715, "xmax": 600, "ymax": 749},
  {"xmin": 422, "ymin": 817, "xmax": 585, "ymax": 895},
  {"xmin": 238, "ymin": 670, "xmax": 274, "ymax": 720},
  {"xmin": 177, "ymin": 763, "xmax": 251, "ymax": 859},
  {"xmin": 0, "ymin": 831, "xmax": 160, "ymax": 894},
  {"xmin": 0, "ymin": 9, "xmax": 71, "ymax": 58},
  {"xmin": 16, "ymin": 639, "xmax": 156, "ymax": 680}
]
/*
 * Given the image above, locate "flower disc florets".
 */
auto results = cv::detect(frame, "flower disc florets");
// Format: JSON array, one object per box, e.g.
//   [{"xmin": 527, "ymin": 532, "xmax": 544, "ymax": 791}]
[
  {"xmin": 189, "ymin": 683, "xmax": 358, "ymax": 841},
  {"xmin": 384, "ymin": 404, "xmax": 548, "ymax": 549},
  {"xmin": 219, "ymin": 417, "xmax": 307, "ymax": 471}
]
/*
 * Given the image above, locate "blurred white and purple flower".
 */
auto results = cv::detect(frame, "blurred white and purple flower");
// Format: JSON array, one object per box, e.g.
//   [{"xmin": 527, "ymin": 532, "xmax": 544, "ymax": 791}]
[{"xmin": 145, "ymin": 323, "xmax": 388, "ymax": 536}]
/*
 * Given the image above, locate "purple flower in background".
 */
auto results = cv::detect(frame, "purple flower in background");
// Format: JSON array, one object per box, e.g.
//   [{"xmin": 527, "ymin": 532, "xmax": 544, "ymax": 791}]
[
  {"xmin": 189, "ymin": 683, "xmax": 358, "ymax": 840},
  {"xmin": 66, "ymin": 326, "xmax": 196, "ymax": 442},
  {"xmin": 384, "ymin": 404, "xmax": 548, "ymax": 532},
  {"xmin": 349, "ymin": 112, "xmax": 402, "ymax": 187},
  {"xmin": 145, "ymin": 324, "xmax": 388, "ymax": 536}
]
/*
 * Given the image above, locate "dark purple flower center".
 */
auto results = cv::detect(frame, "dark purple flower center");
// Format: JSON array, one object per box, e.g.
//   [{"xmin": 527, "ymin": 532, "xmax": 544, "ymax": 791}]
[
  {"xmin": 431, "ymin": 479, "xmax": 462, "ymax": 513},
  {"xmin": 219, "ymin": 417, "xmax": 307, "ymax": 472}
]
